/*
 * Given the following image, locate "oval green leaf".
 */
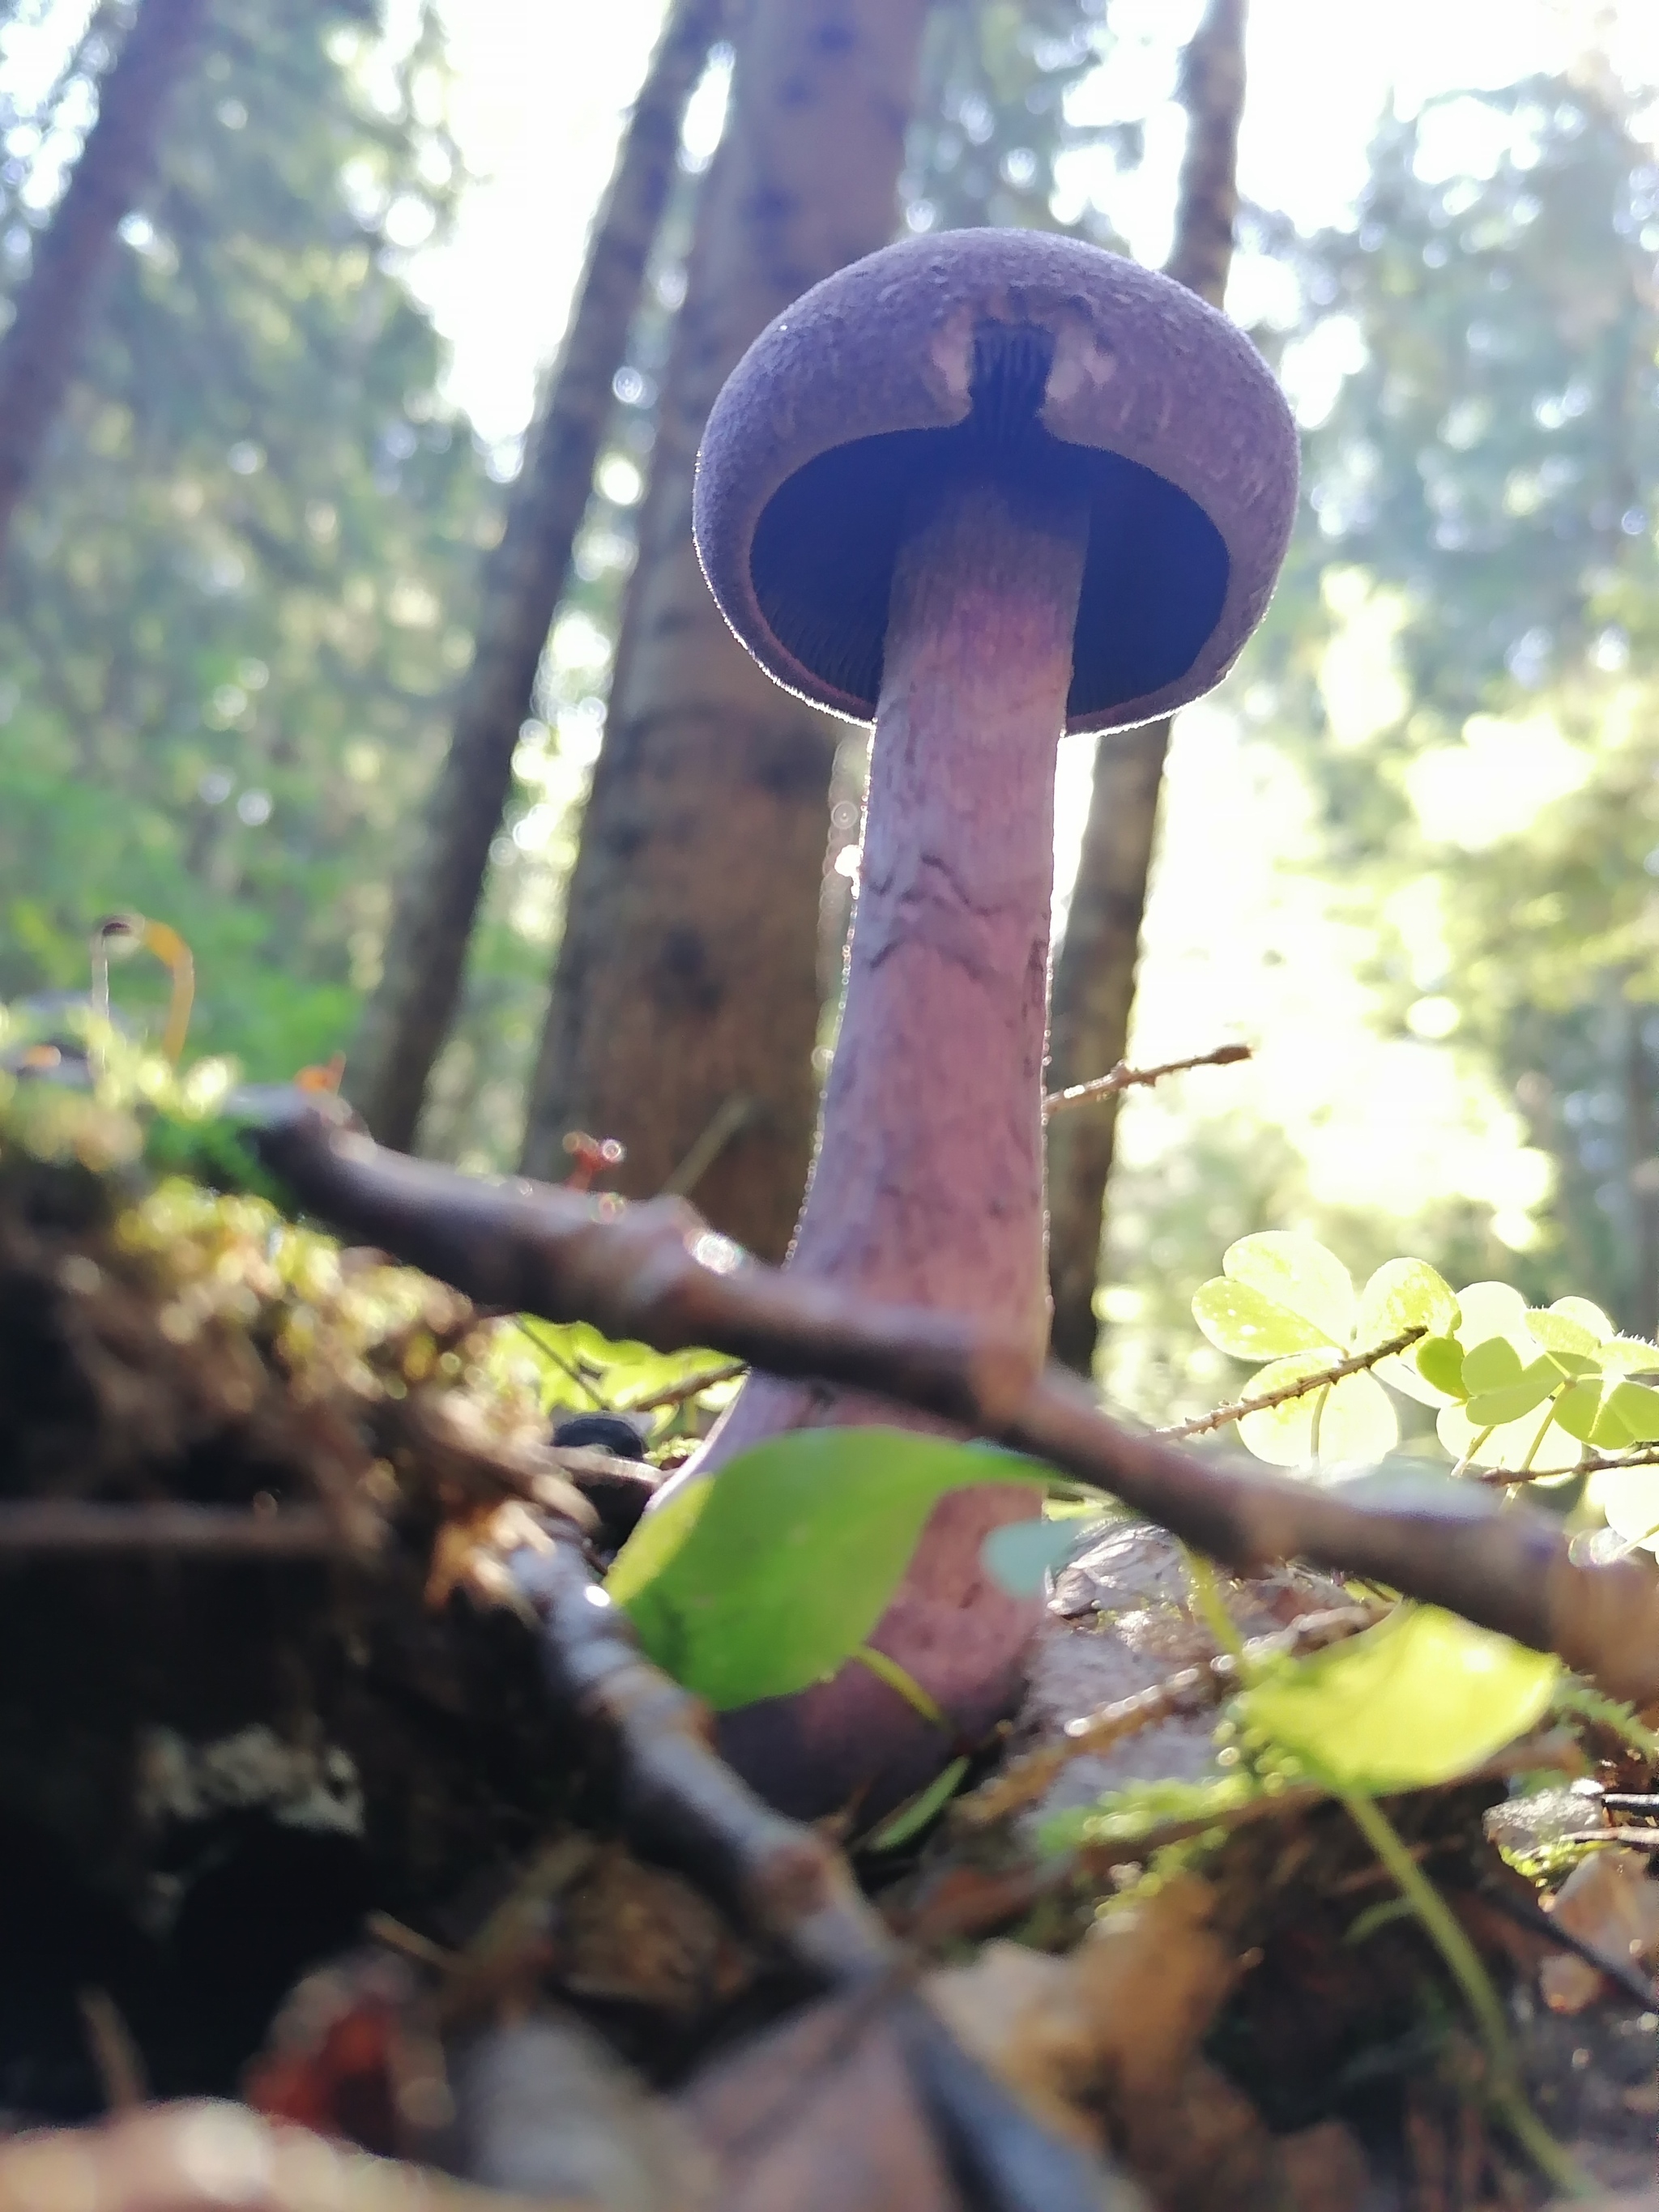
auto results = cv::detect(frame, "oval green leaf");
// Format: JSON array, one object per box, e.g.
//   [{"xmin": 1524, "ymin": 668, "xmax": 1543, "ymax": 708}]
[
  {"xmin": 1524, "ymin": 1307, "xmax": 1601, "ymax": 1357},
  {"xmin": 1435, "ymin": 1398, "xmax": 1580, "ymax": 1474},
  {"xmin": 1454, "ymin": 1281, "xmax": 1533, "ymax": 1349},
  {"xmin": 1593, "ymin": 1380, "xmax": 1659, "ymax": 1448},
  {"xmin": 607, "ymin": 1428, "xmax": 1050, "ymax": 1711},
  {"xmin": 1551, "ymin": 1377, "xmax": 1604, "ymax": 1443},
  {"xmin": 1355, "ymin": 1257, "xmax": 1459, "ymax": 1346},
  {"xmin": 1460, "ymin": 1336, "xmax": 1525, "ymax": 1395},
  {"xmin": 1593, "ymin": 1465, "xmax": 1659, "ymax": 1552},
  {"xmin": 1223, "ymin": 1232, "xmax": 1357, "ymax": 1347},
  {"xmin": 1192, "ymin": 1277, "xmax": 1333, "ymax": 1361},
  {"xmin": 1238, "ymin": 1361, "xmax": 1397, "ymax": 1470},
  {"xmin": 1414, "ymin": 1333, "xmax": 1468, "ymax": 1401},
  {"xmin": 980, "ymin": 1515, "xmax": 1085, "ymax": 1598},
  {"xmin": 1601, "ymin": 1337, "xmax": 1659, "ymax": 1375},
  {"xmin": 1237, "ymin": 1605, "xmax": 1559, "ymax": 1791}
]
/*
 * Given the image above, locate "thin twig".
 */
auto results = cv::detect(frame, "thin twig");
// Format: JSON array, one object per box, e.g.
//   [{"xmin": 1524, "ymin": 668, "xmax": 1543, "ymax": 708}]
[
  {"xmin": 953, "ymin": 1604, "xmax": 1377, "ymax": 1831},
  {"xmin": 659, "ymin": 1092, "xmax": 757, "ymax": 1198},
  {"xmin": 1158, "ymin": 1326, "xmax": 1427, "ymax": 1442},
  {"xmin": 616, "ymin": 1357, "xmax": 748, "ymax": 1412},
  {"xmin": 506, "ymin": 1524, "xmax": 893, "ymax": 1986},
  {"xmin": 0, "ymin": 1501, "xmax": 345, "ymax": 1558},
  {"xmin": 1550, "ymin": 1828, "xmax": 1659, "ymax": 1850},
  {"xmin": 1043, "ymin": 1041, "xmax": 1251, "ymax": 1119},
  {"xmin": 513, "ymin": 1313, "xmax": 607, "ymax": 1407},
  {"xmin": 245, "ymin": 1098, "xmax": 1659, "ymax": 1708}
]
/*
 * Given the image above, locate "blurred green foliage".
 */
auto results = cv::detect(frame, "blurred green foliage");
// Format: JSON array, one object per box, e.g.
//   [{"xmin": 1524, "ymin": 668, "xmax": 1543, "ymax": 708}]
[{"xmin": 0, "ymin": 0, "xmax": 494, "ymax": 1082}]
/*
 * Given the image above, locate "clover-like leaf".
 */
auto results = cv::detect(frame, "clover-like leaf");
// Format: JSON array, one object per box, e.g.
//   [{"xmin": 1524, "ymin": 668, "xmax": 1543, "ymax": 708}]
[
  {"xmin": 1191, "ymin": 1277, "xmax": 1333, "ymax": 1361},
  {"xmin": 1461, "ymin": 1336, "xmax": 1525, "ymax": 1395},
  {"xmin": 1524, "ymin": 1306, "xmax": 1601, "ymax": 1357},
  {"xmin": 1592, "ymin": 1465, "xmax": 1659, "ymax": 1554},
  {"xmin": 1591, "ymin": 1380, "xmax": 1659, "ymax": 1449},
  {"xmin": 1435, "ymin": 1397, "xmax": 1580, "ymax": 1475},
  {"xmin": 1601, "ymin": 1337, "xmax": 1659, "ymax": 1375},
  {"xmin": 1414, "ymin": 1333, "xmax": 1468, "ymax": 1400},
  {"xmin": 1223, "ymin": 1232, "xmax": 1356, "ymax": 1347},
  {"xmin": 1355, "ymin": 1257, "xmax": 1458, "ymax": 1346},
  {"xmin": 1453, "ymin": 1281, "xmax": 1533, "ymax": 1350},
  {"xmin": 607, "ymin": 1428, "xmax": 1050, "ymax": 1709},
  {"xmin": 1238, "ymin": 1605, "xmax": 1559, "ymax": 1791},
  {"xmin": 1237, "ymin": 1357, "xmax": 1397, "ymax": 1469},
  {"xmin": 1551, "ymin": 1378, "xmax": 1605, "ymax": 1443},
  {"xmin": 1546, "ymin": 1295, "xmax": 1614, "ymax": 1340},
  {"xmin": 1465, "ymin": 1353, "xmax": 1584, "ymax": 1428}
]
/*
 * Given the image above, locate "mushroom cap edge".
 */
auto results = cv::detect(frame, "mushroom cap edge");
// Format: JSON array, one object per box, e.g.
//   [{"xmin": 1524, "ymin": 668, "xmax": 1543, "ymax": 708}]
[{"xmin": 693, "ymin": 227, "xmax": 1301, "ymax": 735}]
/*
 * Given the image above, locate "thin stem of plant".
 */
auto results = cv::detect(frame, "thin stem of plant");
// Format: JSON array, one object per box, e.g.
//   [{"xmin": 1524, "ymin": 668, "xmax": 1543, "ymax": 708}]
[
  {"xmin": 1159, "ymin": 1325, "xmax": 1427, "ymax": 1442},
  {"xmin": 1043, "ymin": 1040, "xmax": 1251, "ymax": 1119},
  {"xmin": 1338, "ymin": 1787, "xmax": 1593, "ymax": 2200},
  {"xmin": 616, "ymin": 1358, "xmax": 748, "ymax": 1413}
]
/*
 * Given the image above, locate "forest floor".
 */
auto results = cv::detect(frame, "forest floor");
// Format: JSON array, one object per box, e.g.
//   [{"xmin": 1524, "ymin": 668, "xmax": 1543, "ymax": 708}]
[{"xmin": 0, "ymin": 1092, "xmax": 1655, "ymax": 2212}]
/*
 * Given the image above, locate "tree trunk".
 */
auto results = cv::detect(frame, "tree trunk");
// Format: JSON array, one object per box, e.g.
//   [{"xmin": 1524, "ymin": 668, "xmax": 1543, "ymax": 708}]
[
  {"xmin": 346, "ymin": 0, "xmax": 728, "ymax": 1151},
  {"xmin": 518, "ymin": 0, "xmax": 933, "ymax": 1259},
  {"xmin": 0, "ymin": 0, "xmax": 211, "ymax": 574},
  {"xmin": 1043, "ymin": 0, "xmax": 1249, "ymax": 1375}
]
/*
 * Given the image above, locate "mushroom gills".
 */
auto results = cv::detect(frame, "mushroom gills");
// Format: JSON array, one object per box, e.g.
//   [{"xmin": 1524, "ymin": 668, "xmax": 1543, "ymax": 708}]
[{"xmin": 749, "ymin": 318, "xmax": 1230, "ymax": 725}]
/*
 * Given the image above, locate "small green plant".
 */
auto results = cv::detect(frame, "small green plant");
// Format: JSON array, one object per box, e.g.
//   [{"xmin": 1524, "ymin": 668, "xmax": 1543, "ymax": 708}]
[{"xmin": 1190, "ymin": 1231, "xmax": 1659, "ymax": 1527}]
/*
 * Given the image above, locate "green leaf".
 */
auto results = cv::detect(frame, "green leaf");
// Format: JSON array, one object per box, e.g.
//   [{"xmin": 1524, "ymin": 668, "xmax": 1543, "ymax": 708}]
[
  {"xmin": 1192, "ymin": 1278, "xmax": 1333, "ymax": 1360},
  {"xmin": 980, "ymin": 1515, "xmax": 1085, "ymax": 1597},
  {"xmin": 1454, "ymin": 1281, "xmax": 1533, "ymax": 1349},
  {"xmin": 1593, "ymin": 1466, "xmax": 1659, "ymax": 1553},
  {"xmin": 1523, "ymin": 1306, "xmax": 1601, "ymax": 1357},
  {"xmin": 1600, "ymin": 1337, "xmax": 1659, "ymax": 1375},
  {"xmin": 1356, "ymin": 1257, "xmax": 1459, "ymax": 1345},
  {"xmin": 1414, "ymin": 1334, "xmax": 1468, "ymax": 1400},
  {"xmin": 1545, "ymin": 1296, "xmax": 1614, "ymax": 1340},
  {"xmin": 1237, "ymin": 1358, "xmax": 1397, "ymax": 1469},
  {"xmin": 1592, "ymin": 1380, "xmax": 1659, "ymax": 1448},
  {"xmin": 1464, "ymin": 1355, "xmax": 1572, "ymax": 1427},
  {"xmin": 859, "ymin": 1756, "xmax": 971, "ymax": 1853},
  {"xmin": 1238, "ymin": 1606, "xmax": 1559, "ymax": 1791},
  {"xmin": 1435, "ymin": 1399, "xmax": 1580, "ymax": 1475},
  {"xmin": 1460, "ymin": 1336, "xmax": 1524, "ymax": 1394},
  {"xmin": 1223, "ymin": 1232, "xmax": 1357, "ymax": 1346},
  {"xmin": 1551, "ymin": 1378, "xmax": 1604, "ymax": 1443},
  {"xmin": 606, "ymin": 1429, "xmax": 1049, "ymax": 1711}
]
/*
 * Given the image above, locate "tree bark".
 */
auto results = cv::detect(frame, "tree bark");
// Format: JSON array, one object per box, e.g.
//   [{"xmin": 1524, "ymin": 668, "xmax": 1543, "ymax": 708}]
[
  {"xmin": 0, "ymin": 0, "xmax": 211, "ymax": 573},
  {"xmin": 1044, "ymin": 0, "xmax": 1250, "ymax": 1376},
  {"xmin": 518, "ymin": 0, "xmax": 933, "ymax": 1259},
  {"xmin": 347, "ymin": 0, "xmax": 728, "ymax": 1151}
]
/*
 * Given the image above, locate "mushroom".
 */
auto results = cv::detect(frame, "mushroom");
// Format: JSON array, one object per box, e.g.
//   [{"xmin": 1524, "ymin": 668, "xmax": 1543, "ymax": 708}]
[{"xmin": 667, "ymin": 229, "xmax": 1299, "ymax": 1818}]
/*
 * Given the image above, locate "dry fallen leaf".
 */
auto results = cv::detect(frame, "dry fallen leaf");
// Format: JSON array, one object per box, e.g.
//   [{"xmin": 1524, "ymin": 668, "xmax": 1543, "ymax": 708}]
[{"xmin": 1542, "ymin": 1849, "xmax": 1659, "ymax": 2014}]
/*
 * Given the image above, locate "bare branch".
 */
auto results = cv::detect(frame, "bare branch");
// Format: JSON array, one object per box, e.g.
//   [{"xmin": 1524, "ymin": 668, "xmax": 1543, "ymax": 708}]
[
  {"xmin": 1159, "ymin": 1325, "xmax": 1427, "ymax": 1442},
  {"xmin": 953, "ymin": 1604, "xmax": 1377, "ymax": 1831},
  {"xmin": 1043, "ymin": 1042, "xmax": 1252, "ymax": 1119},
  {"xmin": 247, "ymin": 1101, "xmax": 1659, "ymax": 1710}
]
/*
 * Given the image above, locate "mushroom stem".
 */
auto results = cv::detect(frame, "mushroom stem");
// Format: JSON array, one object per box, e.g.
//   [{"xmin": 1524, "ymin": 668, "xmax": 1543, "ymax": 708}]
[
  {"xmin": 796, "ymin": 462, "xmax": 1090, "ymax": 1322},
  {"xmin": 690, "ymin": 455, "xmax": 1090, "ymax": 1817}
]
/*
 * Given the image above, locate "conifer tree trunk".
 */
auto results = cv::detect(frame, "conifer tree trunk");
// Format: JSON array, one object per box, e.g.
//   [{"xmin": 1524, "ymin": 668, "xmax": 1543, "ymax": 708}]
[
  {"xmin": 0, "ymin": 0, "xmax": 211, "ymax": 573},
  {"xmin": 518, "ymin": 0, "xmax": 932, "ymax": 1259},
  {"xmin": 348, "ymin": 0, "xmax": 727, "ymax": 1150},
  {"xmin": 1045, "ymin": 0, "xmax": 1250, "ymax": 1375}
]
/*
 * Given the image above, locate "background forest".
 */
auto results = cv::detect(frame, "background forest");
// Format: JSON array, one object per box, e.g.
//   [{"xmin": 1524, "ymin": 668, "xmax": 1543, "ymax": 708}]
[{"xmin": 2, "ymin": 0, "xmax": 1657, "ymax": 1434}]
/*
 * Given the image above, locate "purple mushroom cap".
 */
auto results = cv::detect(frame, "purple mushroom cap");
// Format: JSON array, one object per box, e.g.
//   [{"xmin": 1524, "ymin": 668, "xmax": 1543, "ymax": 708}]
[{"xmin": 693, "ymin": 227, "xmax": 1300, "ymax": 736}]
